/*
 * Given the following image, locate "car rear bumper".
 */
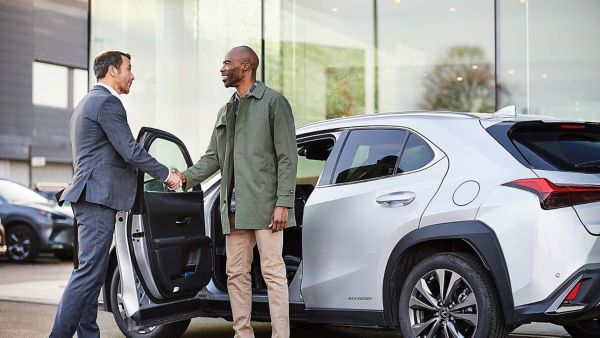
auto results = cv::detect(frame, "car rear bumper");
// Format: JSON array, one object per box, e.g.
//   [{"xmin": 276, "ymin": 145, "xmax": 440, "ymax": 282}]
[{"xmin": 514, "ymin": 264, "xmax": 600, "ymax": 325}]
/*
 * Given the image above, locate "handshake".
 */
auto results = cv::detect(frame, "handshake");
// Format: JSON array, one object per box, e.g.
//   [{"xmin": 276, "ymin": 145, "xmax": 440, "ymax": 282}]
[{"xmin": 165, "ymin": 168, "xmax": 187, "ymax": 190}]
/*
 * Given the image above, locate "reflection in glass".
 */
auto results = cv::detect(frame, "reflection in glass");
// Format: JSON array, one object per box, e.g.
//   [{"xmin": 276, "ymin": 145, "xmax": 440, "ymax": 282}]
[
  {"xmin": 32, "ymin": 61, "xmax": 68, "ymax": 108},
  {"xmin": 419, "ymin": 46, "xmax": 502, "ymax": 113},
  {"xmin": 398, "ymin": 133, "xmax": 434, "ymax": 173},
  {"xmin": 145, "ymin": 138, "xmax": 188, "ymax": 192},
  {"xmin": 333, "ymin": 129, "xmax": 408, "ymax": 184},
  {"xmin": 265, "ymin": 0, "xmax": 374, "ymax": 125},
  {"xmin": 377, "ymin": 0, "xmax": 494, "ymax": 113},
  {"xmin": 91, "ymin": 0, "xmax": 261, "ymax": 160},
  {"xmin": 498, "ymin": 0, "xmax": 600, "ymax": 120}
]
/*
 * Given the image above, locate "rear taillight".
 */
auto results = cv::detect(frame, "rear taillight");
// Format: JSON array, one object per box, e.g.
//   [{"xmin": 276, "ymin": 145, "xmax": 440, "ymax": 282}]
[
  {"xmin": 559, "ymin": 124, "xmax": 586, "ymax": 130},
  {"xmin": 503, "ymin": 178, "xmax": 600, "ymax": 209}
]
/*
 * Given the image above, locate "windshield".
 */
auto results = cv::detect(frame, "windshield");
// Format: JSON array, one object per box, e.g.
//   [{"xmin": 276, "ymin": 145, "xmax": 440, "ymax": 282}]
[
  {"xmin": 0, "ymin": 180, "xmax": 51, "ymax": 204},
  {"xmin": 509, "ymin": 122, "xmax": 600, "ymax": 173}
]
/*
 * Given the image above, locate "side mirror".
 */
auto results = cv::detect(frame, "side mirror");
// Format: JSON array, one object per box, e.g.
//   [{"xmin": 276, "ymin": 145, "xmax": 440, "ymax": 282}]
[{"xmin": 300, "ymin": 144, "xmax": 332, "ymax": 161}]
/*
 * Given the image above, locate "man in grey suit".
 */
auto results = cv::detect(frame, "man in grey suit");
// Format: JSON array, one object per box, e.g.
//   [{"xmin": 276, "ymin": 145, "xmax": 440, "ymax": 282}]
[{"xmin": 50, "ymin": 50, "xmax": 182, "ymax": 337}]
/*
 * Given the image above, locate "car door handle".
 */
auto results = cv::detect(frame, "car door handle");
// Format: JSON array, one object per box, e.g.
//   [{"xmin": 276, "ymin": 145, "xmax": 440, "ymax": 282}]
[
  {"xmin": 175, "ymin": 217, "xmax": 192, "ymax": 225},
  {"xmin": 376, "ymin": 192, "xmax": 416, "ymax": 207}
]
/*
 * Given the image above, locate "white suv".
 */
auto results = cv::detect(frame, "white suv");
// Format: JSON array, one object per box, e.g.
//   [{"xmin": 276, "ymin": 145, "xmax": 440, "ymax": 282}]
[{"xmin": 100, "ymin": 108, "xmax": 600, "ymax": 338}]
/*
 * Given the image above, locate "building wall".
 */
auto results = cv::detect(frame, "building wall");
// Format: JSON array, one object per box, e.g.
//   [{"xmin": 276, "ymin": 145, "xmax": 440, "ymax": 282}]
[
  {"xmin": 8, "ymin": 161, "xmax": 28, "ymax": 187},
  {"xmin": 0, "ymin": 0, "xmax": 88, "ymax": 187}
]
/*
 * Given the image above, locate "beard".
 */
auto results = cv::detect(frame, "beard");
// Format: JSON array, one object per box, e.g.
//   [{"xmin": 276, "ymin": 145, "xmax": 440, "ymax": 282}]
[
  {"xmin": 117, "ymin": 79, "xmax": 131, "ymax": 94},
  {"xmin": 222, "ymin": 70, "xmax": 241, "ymax": 88}
]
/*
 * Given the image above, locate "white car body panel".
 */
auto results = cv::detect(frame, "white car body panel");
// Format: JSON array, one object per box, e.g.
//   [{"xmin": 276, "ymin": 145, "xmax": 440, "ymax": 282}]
[
  {"xmin": 302, "ymin": 157, "xmax": 449, "ymax": 310},
  {"xmin": 476, "ymin": 186, "xmax": 600, "ymax": 306}
]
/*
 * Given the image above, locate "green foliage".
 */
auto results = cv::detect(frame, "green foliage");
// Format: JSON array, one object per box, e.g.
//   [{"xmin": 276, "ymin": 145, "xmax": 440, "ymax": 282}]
[
  {"xmin": 326, "ymin": 66, "xmax": 365, "ymax": 119},
  {"xmin": 267, "ymin": 41, "xmax": 366, "ymax": 124}
]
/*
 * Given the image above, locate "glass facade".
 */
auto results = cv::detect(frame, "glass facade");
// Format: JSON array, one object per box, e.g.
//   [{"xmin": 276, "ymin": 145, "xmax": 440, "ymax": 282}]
[
  {"xmin": 91, "ymin": 0, "xmax": 261, "ymax": 158},
  {"xmin": 91, "ymin": 0, "xmax": 600, "ymax": 159},
  {"xmin": 498, "ymin": 0, "xmax": 600, "ymax": 120}
]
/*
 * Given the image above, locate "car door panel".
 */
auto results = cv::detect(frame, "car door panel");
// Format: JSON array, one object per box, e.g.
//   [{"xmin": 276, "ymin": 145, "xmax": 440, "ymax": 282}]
[
  {"xmin": 116, "ymin": 127, "xmax": 213, "ymax": 321},
  {"xmin": 302, "ymin": 128, "xmax": 449, "ymax": 311},
  {"xmin": 142, "ymin": 190, "xmax": 211, "ymax": 299},
  {"xmin": 302, "ymin": 159, "xmax": 448, "ymax": 310}
]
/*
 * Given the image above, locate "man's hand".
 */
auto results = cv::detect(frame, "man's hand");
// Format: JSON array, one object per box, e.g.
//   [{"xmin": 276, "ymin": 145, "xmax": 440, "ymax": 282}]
[
  {"xmin": 165, "ymin": 168, "xmax": 183, "ymax": 190},
  {"xmin": 270, "ymin": 206, "xmax": 288, "ymax": 232},
  {"xmin": 174, "ymin": 168, "xmax": 186, "ymax": 183}
]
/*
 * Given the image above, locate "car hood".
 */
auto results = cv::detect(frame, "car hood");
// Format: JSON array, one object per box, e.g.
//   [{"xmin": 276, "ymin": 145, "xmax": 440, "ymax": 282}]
[{"xmin": 13, "ymin": 201, "xmax": 74, "ymax": 219}]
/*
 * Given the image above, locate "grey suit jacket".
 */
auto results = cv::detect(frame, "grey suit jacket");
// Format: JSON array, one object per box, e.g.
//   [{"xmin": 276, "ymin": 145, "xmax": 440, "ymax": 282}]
[{"xmin": 60, "ymin": 85, "xmax": 168, "ymax": 211}]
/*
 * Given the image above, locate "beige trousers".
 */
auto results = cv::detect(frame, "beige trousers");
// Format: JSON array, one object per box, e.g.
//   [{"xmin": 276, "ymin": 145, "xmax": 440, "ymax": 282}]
[{"xmin": 226, "ymin": 214, "xmax": 290, "ymax": 338}]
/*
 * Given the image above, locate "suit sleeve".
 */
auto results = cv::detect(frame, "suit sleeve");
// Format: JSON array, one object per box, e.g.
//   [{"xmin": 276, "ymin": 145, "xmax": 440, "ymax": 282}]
[
  {"xmin": 270, "ymin": 95, "xmax": 298, "ymax": 208},
  {"xmin": 98, "ymin": 96, "xmax": 169, "ymax": 182},
  {"xmin": 181, "ymin": 125, "xmax": 220, "ymax": 189}
]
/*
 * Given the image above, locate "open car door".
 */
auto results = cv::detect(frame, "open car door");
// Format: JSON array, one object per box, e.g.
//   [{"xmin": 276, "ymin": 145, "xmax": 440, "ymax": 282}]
[{"xmin": 115, "ymin": 127, "xmax": 212, "ymax": 325}]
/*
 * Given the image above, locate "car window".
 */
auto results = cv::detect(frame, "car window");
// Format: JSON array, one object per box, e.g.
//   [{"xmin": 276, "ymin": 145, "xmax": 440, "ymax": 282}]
[
  {"xmin": 0, "ymin": 180, "xmax": 50, "ymax": 204},
  {"xmin": 297, "ymin": 138, "xmax": 334, "ymax": 188},
  {"xmin": 144, "ymin": 137, "xmax": 188, "ymax": 192},
  {"xmin": 333, "ymin": 129, "xmax": 408, "ymax": 184},
  {"xmin": 509, "ymin": 123, "xmax": 600, "ymax": 173},
  {"xmin": 296, "ymin": 137, "xmax": 335, "ymax": 225},
  {"xmin": 397, "ymin": 133, "xmax": 435, "ymax": 173}
]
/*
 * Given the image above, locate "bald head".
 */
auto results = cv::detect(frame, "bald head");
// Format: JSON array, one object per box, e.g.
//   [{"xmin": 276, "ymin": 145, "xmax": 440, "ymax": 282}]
[
  {"xmin": 220, "ymin": 46, "xmax": 260, "ymax": 91},
  {"xmin": 230, "ymin": 46, "xmax": 259, "ymax": 74}
]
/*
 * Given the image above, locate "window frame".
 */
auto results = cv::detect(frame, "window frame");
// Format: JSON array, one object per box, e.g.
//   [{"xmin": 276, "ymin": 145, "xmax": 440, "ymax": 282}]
[
  {"xmin": 322, "ymin": 126, "xmax": 441, "ymax": 187},
  {"xmin": 32, "ymin": 60, "xmax": 88, "ymax": 109},
  {"xmin": 296, "ymin": 131, "xmax": 343, "ymax": 188}
]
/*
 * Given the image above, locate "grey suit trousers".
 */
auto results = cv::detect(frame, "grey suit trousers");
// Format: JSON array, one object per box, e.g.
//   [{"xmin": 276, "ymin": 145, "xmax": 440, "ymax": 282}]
[{"xmin": 50, "ymin": 200, "xmax": 116, "ymax": 338}]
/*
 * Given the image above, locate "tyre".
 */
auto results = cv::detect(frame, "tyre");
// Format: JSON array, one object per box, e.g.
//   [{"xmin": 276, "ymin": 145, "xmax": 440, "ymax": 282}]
[
  {"xmin": 109, "ymin": 268, "xmax": 191, "ymax": 338},
  {"xmin": 399, "ymin": 253, "xmax": 510, "ymax": 338},
  {"xmin": 564, "ymin": 318, "xmax": 600, "ymax": 338},
  {"xmin": 6, "ymin": 225, "xmax": 38, "ymax": 263}
]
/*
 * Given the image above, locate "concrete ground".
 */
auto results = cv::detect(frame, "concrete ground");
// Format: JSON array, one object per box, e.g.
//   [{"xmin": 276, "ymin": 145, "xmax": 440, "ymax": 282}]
[{"xmin": 0, "ymin": 255, "xmax": 570, "ymax": 337}]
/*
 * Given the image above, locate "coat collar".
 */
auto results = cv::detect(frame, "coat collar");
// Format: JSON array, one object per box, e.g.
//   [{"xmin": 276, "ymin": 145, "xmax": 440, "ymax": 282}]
[
  {"xmin": 247, "ymin": 81, "xmax": 265, "ymax": 99},
  {"xmin": 92, "ymin": 84, "xmax": 111, "ymax": 94},
  {"xmin": 228, "ymin": 81, "xmax": 266, "ymax": 102}
]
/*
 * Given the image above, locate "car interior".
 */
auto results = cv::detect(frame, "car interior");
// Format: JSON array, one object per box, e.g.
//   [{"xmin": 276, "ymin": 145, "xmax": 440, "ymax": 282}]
[{"xmin": 211, "ymin": 137, "xmax": 336, "ymax": 292}]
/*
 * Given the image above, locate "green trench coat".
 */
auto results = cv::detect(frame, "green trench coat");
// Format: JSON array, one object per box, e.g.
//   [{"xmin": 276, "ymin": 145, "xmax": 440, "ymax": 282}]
[{"xmin": 182, "ymin": 82, "xmax": 298, "ymax": 234}]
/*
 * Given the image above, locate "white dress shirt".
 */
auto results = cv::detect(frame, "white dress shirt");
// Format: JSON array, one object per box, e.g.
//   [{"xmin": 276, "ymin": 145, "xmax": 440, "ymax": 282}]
[{"xmin": 96, "ymin": 82, "xmax": 120, "ymax": 98}]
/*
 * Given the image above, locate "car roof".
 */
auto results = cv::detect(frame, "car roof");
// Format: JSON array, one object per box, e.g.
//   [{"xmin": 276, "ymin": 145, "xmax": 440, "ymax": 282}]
[{"xmin": 296, "ymin": 110, "xmax": 582, "ymax": 135}]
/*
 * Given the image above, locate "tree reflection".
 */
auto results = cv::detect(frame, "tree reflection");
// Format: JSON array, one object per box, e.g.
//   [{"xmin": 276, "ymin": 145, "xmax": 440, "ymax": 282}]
[
  {"xmin": 420, "ymin": 46, "xmax": 507, "ymax": 113},
  {"xmin": 326, "ymin": 66, "xmax": 365, "ymax": 119}
]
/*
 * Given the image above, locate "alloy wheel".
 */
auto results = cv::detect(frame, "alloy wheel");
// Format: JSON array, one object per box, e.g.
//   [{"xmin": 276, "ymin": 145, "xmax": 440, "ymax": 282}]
[
  {"xmin": 7, "ymin": 230, "xmax": 31, "ymax": 261},
  {"xmin": 408, "ymin": 268, "xmax": 478, "ymax": 338}
]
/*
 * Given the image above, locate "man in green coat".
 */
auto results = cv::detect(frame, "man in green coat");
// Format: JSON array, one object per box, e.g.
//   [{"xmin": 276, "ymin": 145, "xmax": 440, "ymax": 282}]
[{"xmin": 176, "ymin": 46, "xmax": 297, "ymax": 338}]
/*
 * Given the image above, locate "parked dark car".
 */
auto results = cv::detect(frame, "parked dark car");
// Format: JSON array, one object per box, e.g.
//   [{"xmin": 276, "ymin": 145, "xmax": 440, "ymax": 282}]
[
  {"xmin": 0, "ymin": 220, "xmax": 6, "ymax": 256},
  {"xmin": 34, "ymin": 182, "xmax": 69, "ymax": 201},
  {"xmin": 0, "ymin": 179, "xmax": 74, "ymax": 262}
]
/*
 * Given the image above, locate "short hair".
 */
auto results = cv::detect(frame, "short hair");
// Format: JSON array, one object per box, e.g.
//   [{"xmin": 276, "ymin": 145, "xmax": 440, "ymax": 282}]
[
  {"xmin": 233, "ymin": 46, "xmax": 259, "ymax": 71},
  {"xmin": 93, "ymin": 51, "xmax": 131, "ymax": 80}
]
